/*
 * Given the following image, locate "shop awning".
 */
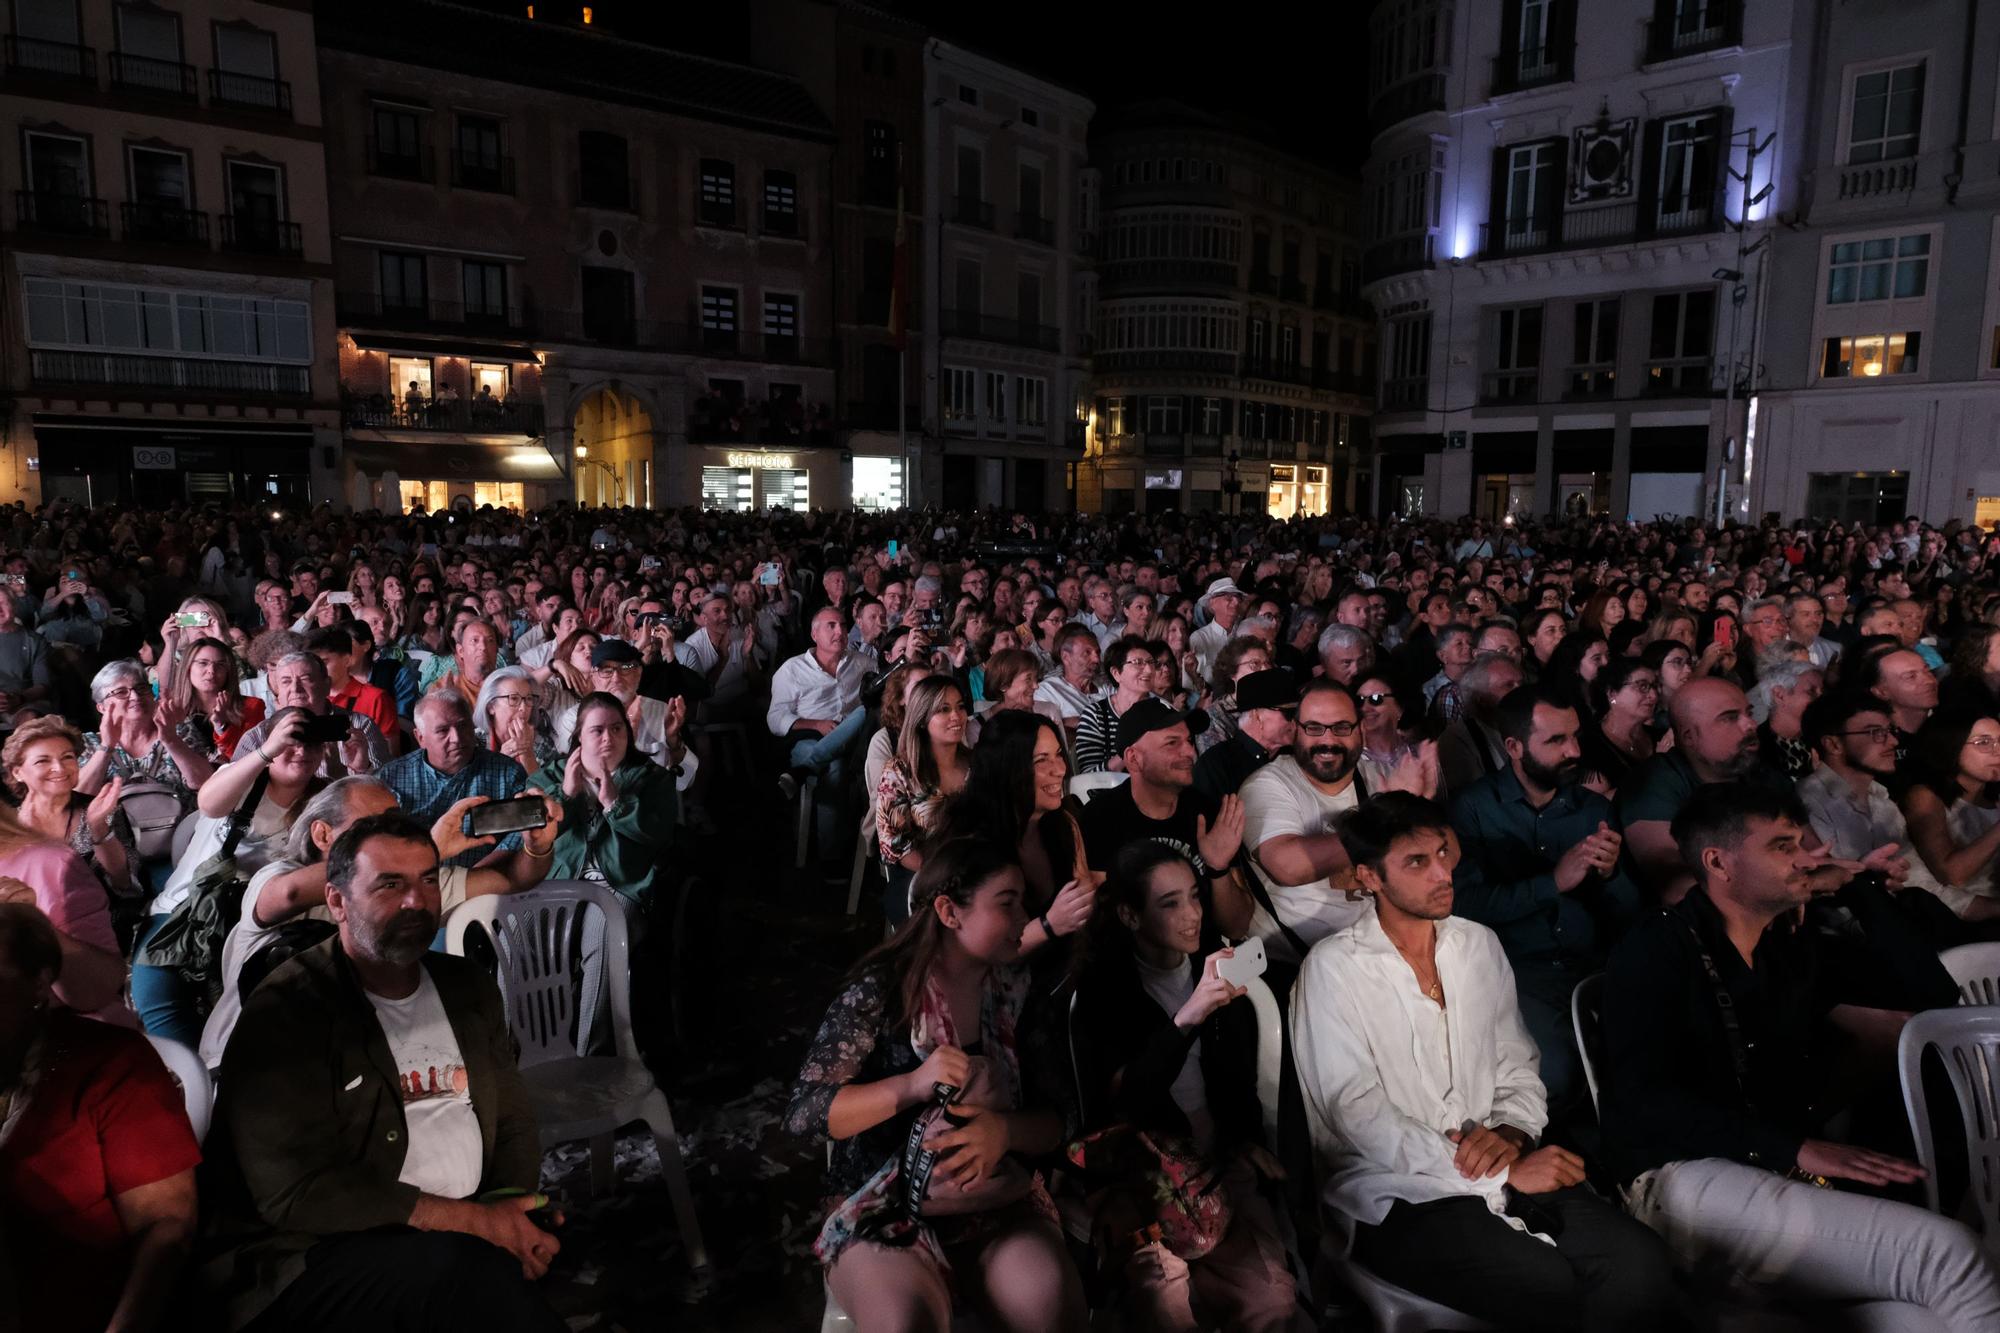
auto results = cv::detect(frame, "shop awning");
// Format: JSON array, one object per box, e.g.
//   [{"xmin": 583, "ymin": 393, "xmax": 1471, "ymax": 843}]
[
  {"xmin": 343, "ymin": 437, "xmax": 565, "ymax": 480},
  {"xmin": 32, "ymin": 414, "xmax": 312, "ymax": 472},
  {"xmin": 347, "ymin": 330, "xmax": 537, "ymax": 361}
]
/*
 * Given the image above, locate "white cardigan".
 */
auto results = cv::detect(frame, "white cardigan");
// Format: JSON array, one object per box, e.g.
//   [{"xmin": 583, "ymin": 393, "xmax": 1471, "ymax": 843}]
[{"xmin": 1289, "ymin": 909, "xmax": 1548, "ymax": 1228}]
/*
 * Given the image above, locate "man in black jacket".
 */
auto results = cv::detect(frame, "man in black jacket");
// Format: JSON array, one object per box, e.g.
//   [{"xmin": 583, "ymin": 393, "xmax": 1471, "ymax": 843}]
[
  {"xmin": 199, "ymin": 812, "xmax": 563, "ymax": 1333},
  {"xmin": 1600, "ymin": 783, "xmax": 1999, "ymax": 1328}
]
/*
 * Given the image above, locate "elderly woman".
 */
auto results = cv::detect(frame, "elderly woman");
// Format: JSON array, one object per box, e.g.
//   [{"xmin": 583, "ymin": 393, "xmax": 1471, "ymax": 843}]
[
  {"xmin": 77, "ymin": 659, "xmax": 211, "ymax": 808},
  {"xmin": 0, "ymin": 904, "xmax": 198, "ymax": 1333},
  {"xmin": 1195, "ymin": 635, "xmax": 1274, "ymax": 756},
  {"xmin": 474, "ymin": 664, "xmax": 556, "ymax": 778},
  {"xmin": 5, "ymin": 716, "xmax": 133, "ymax": 895},
  {"xmin": 1749, "ymin": 659, "xmax": 1824, "ymax": 781}
]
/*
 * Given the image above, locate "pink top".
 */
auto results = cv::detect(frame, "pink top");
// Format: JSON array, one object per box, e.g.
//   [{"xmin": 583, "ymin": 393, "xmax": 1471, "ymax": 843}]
[{"xmin": 2, "ymin": 842, "xmax": 135, "ymax": 1027}]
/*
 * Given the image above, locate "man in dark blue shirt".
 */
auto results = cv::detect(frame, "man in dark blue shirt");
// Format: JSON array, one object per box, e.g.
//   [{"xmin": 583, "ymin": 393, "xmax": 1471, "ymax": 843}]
[{"xmin": 1451, "ymin": 684, "xmax": 1638, "ymax": 1107}]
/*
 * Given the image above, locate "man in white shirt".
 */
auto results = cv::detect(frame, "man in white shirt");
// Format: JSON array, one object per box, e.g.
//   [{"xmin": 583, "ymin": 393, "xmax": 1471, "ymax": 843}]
[
  {"xmin": 1797, "ymin": 694, "xmax": 1998, "ymax": 923},
  {"xmin": 674, "ymin": 591, "xmax": 761, "ymax": 722},
  {"xmin": 1241, "ymin": 680, "xmax": 1436, "ymax": 965},
  {"xmin": 1075, "ymin": 576, "xmax": 1122, "ymax": 648},
  {"xmin": 1034, "ymin": 623, "xmax": 1106, "ymax": 735},
  {"xmin": 1290, "ymin": 792, "xmax": 1679, "ymax": 1330},
  {"xmin": 512, "ymin": 587, "xmax": 565, "ymax": 658},
  {"xmin": 766, "ymin": 604, "xmax": 874, "ymax": 792},
  {"xmin": 1189, "ymin": 578, "xmax": 1244, "ymax": 682},
  {"xmin": 552, "ymin": 640, "xmax": 698, "ymax": 789}
]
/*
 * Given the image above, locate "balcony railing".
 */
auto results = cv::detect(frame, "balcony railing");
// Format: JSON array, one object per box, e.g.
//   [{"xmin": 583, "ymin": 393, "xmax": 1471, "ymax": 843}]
[
  {"xmin": 32, "ymin": 348, "xmax": 309, "ymax": 395},
  {"xmin": 1015, "ymin": 212, "xmax": 1054, "ymax": 245},
  {"xmin": 1091, "ymin": 349, "xmax": 1237, "ymax": 374},
  {"xmin": 1564, "ymin": 368, "xmax": 1617, "ymax": 401},
  {"xmin": 15, "ymin": 190, "xmax": 109, "ymax": 236},
  {"xmin": 4, "ymin": 34, "xmax": 93, "ymax": 83},
  {"xmin": 1642, "ymin": 357, "xmax": 1718, "ymax": 396},
  {"xmin": 220, "ymin": 214, "xmax": 302, "ymax": 256},
  {"xmin": 208, "ymin": 68, "xmax": 292, "ymax": 116},
  {"xmin": 1479, "ymin": 370, "xmax": 1540, "ymax": 404},
  {"xmin": 1838, "ymin": 160, "xmax": 1919, "ymax": 200},
  {"xmin": 762, "ymin": 207, "xmax": 804, "ymax": 239},
  {"xmin": 367, "ymin": 136, "xmax": 433, "ymax": 182},
  {"xmin": 1370, "ymin": 71, "xmax": 1447, "ymax": 131},
  {"xmin": 940, "ymin": 309, "xmax": 1059, "ymax": 351},
  {"xmin": 337, "ymin": 291, "xmax": 535, "ymax": 336},
  {"xmin": 1491, "ymin": 42, "xmax": 1573, "ymax": 96},
  {"xmin": 1099, "ymin": 257, "xmax": 1238, "ymax": 288},
  {"xmin": 1645, "ymin": 0, "xmax": 1743, "ymax": 64},
  {"xmin": 343, "ymin": 396, "xmax": 546, "ymax": 435},
  {"xmin": 108, "ymin": 51, "xmax": 196, "ymax": 98},
  {"xmin": 1241, "ymin": 356, "xmax": 1312, "ymax": 387},
  {"xmin": 950, "ymin": 195, "xmax": 993, "ymax": 228},
  {"xmin": 120, "ymin": 200, "xmax": 209, "ymax": 245},
  {"xmin": 575, "ymin": 169, "xmax": 637, "ymax": 211},
  {"xmin": 1363, "ymin": 233, "xmax": 1435, "ymax": 283},
  {"xmin": 1380, "ymin": 375, "xmax": 1429, "ymax": 411},
  {"xmin": 450, "ymin": 150, "xmax": 514, "ymax": 194},
  {"xmin": 1479, "ymin": 192, "xmax": 1720, "ymax": 258}
]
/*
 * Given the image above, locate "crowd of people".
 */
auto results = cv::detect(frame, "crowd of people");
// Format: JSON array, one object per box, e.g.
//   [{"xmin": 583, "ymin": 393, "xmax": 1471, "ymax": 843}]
[{"xmin": 4, "ymin": 494, "xmax": 2000, "ymax": 1331}]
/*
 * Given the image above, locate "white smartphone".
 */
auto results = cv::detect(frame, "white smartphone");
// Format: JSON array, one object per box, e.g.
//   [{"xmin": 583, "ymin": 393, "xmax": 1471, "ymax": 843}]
[
  {"xmin": 327, "ymin": 591, "xmax": 353, "ymax": 605},
  {"xmin": 1214, "ymin": 937, "xmax": 1267, "ymax": 988}
]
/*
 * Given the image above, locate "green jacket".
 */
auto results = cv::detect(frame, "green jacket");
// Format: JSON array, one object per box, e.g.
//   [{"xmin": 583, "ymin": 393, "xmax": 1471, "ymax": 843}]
[
  {"xmin": 527, "ymin": 756, "xmax": 680, "ymax": 901},
  {"xmin": 197, "ymin": 938, "xmax": 541, "ymax": 1330}
]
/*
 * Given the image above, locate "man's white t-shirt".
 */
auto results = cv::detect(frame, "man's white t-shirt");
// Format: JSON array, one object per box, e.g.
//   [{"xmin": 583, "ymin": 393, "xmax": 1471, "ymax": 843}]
[
  {"xmin": 367, "ymin": 969, "xmax": 485, "ymax": 1200},
  {"xmin": 200, "ymin": 863, "xmax": 471, "ymax": 1070},
  {"xmin": 1240, "ymin": 755, "xmax": 1365, "ymax": 963}
]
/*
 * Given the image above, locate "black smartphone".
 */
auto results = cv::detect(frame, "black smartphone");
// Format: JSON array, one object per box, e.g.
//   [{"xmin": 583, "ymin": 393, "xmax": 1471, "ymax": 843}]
[
  {"xmin": 300, "ymin": 711, "xmax": 353, "ymax": 746},
  {"xmin": 462, "ymin": 795, "xmax": 549, "ymax": 838}
]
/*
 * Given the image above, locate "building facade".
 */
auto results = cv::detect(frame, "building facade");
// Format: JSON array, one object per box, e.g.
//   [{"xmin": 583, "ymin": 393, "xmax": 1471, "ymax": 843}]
[
  {"xmin": 0, "ymin": 0, "xmax": 338, "ymax": 507},
  {"xmin": 1362, "ymin": 0, "xmax": 1802, "ymax": 522},
  {"xmin": 1753, "ymin": 0, "xmax": 2000, "ymax": 528},
  {"xmin": 1084, "ymin": 102, "xmax": 1372, "ymax": 517},
  {"xmin": 921, "ymin": 41, "xmax": 1092, "ymax": 512},
  {"xmin": 317, "ymin": 0, "xmax": 837, "ymax": 515}
]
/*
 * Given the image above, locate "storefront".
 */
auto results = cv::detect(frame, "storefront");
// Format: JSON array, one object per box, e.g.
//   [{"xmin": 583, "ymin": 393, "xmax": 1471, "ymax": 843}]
[
  {"xmin": 692, "ymin": 446, "xmax": 837, "ymax": 512},
  {"xmin": 343, "ymin": 438, "xmax": 565, "ymax": 513},
  {"xmin": 32, "ymin": 414, "xmax": 315, "ymax": 505},
  {"xmin": 851, "ymin": 454, "xmax": 906, "ymax": 511},
  {"xmin": 1265, "ymin": 463, "xmax": 1330, "ymax": 519}
]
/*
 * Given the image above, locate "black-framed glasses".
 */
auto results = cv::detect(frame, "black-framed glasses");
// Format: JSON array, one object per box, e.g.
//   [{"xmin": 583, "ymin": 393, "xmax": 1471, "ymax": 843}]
[{"xmin": 1298, "ymin": 720, "xmax": 1359, "ymax": 739}]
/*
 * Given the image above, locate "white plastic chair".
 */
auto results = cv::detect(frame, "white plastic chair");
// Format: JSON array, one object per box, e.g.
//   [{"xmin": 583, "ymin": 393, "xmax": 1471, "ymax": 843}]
[
  {"xmin": 1898, "ymin": 1005, "xmax": 2000, "ymax": 1249},
  {"xmin": 444, "ymin": 881, "xmax": 712, "ymax": 1290},
  {"xmin": 847, "ymin": 808, "xmax": 874, "ymax": 916},
  {"xmin": 1571, "ymin": 972, "xmax": 1606, "ymax": 1116},
  {"xmin": 145, "ymin": 1033, "xmax": 213, "ymax": 1145},
  {"xmin": 1247, "ymin": 976, "xmax": 1496, "ymax": 1333},
  {"xmin": 1940, "ymin": 942, "xmax": 2000, "ymax": 1006},
  {"xmin": 1067, "ymin": 770, "xmax": 1129, "ymax": 804},
  {"xmin": 169, "ymin": 810, "xmax": 201, "ymax": 865}
]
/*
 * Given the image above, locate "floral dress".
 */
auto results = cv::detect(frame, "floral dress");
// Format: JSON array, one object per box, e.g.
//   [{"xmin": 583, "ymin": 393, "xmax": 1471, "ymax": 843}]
[
  {"xmin": 79, "ymin": 732, "xmax": 197, "ymax": 811},
  {"xmin": 874, "ymin": 760, "xmax": 951, "ymax": 864}
]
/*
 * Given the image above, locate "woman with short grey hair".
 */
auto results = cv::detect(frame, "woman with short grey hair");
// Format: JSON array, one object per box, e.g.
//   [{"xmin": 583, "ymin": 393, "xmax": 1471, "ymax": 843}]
[
  {"xmin": 77, "ymin": 657, "xmax": 212, "ymax": 806},
  {"xmin": 473, "ymin": 664, "xmax": 556, "ymax": 777}
]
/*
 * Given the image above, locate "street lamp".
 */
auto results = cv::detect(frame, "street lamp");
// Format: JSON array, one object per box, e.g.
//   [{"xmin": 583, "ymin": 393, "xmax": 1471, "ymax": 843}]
[{"xmin": 573, "ymin": 443, "xmax": 624, "ymax": 506}]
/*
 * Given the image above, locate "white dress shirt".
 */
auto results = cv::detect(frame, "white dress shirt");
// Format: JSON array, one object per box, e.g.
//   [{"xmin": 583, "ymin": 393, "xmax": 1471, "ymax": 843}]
[
  {"xmin": 1034, "ymin": 672, "xmax": 1105, "ymax": 722},
  {"xmin": 766, "ymin": 648, "xmax": 871, "ymax": 737},
  {"xmin": 1797, "ymin": 765, "xmax": 1975, "ymax": 915},
  {"xmin": 1189, "ymin": 620, "xmax": 1231, "ymax": 683},
  {"xmin": 1290, "ymin": 911, "xmax": 1548, "ymax": 1229}
]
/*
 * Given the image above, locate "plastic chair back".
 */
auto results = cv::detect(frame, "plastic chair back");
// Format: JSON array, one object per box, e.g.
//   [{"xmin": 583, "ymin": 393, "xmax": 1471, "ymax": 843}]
[
  {"xmin": 170, "ymin": 810, "xmax": 201, "ymax": 865},
  {"xmin": 1941, "ymin": 943, "xmax": 2000, "ymax": 1006},
  {"xmin": 1246, "ymin": 975, "xmax": 1285, "ymax": 1148},
  {"xmin": 1571, "ymin": 972, "xmax": 1606, "ymax": 1115},
  {"xmin": 1067, "ymin": 988, "xmax": 1089, "ymax": 1129},
  {"xmin": 145, "ymin": 1033, "xmax": 213, "ymax": 1145},
  {"xmin": 1898, "ymin": 1005, "xmax": 2000, "ymax": 1242},
  {"xmin": 443, "ymin": 880, "xmax": 635, "ymax": 1067},
  {"xmin": 1067, "ymin": 770, "xmax": 1129, "ymax": 804}
]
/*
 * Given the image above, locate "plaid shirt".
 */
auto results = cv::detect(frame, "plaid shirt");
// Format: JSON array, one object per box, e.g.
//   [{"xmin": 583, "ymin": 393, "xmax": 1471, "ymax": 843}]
[{"xmin": 375, "ymin": 747, "xmax": 527, "ymax": 866}]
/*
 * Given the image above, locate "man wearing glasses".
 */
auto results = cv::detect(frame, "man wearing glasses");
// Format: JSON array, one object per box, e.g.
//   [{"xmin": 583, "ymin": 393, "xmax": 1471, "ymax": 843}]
[
  {"xmin": 1240, "ymin": 680, "xmax": 1437, "ymax": 967},
  {"xmin": 554, "ymin": 640, "xmax": 695, "ymax": 784}
]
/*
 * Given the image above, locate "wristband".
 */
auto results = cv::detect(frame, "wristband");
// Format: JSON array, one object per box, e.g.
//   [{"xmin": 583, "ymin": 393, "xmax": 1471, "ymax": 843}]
[{"xmin": 1039, "ymin": 911, "xmax": 1055, "ymax": 939}]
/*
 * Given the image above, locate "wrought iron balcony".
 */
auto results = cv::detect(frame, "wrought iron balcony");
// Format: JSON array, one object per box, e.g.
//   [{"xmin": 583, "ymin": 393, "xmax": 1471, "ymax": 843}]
[
  {"xmin": 16, "ymin": 190, "xmax": 109, "ymax": 237},
  {"xmin": 33, "ymin": 349, "xmax": 309, "ymax": 394},
  {"xmin": 121, "ymin": 200, "xmax": 209, "ymax": 245},
  {"xmin": 4, "ymin": 35, "xmax": 93, "ymax": 83},
  {"xmin": 109, "ymin": 51, "xmax": 196, "ymax": 98},
  {"xmin": 220, "ymin": 214, "xmax": 302, "ymax": 257},
  {"xmin": 208, "ymin": 68, "xmax": 292, "ymax": 116}
]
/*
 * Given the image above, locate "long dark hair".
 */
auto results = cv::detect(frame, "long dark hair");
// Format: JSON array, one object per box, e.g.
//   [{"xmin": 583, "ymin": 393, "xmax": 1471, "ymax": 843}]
[
  {"xmin": 847, "ymin": 836, "xmax": 1020, "ymax": 1029},
  {"xmin": 1543, "ymin": 630, "xmax": 1607, "ymax": 713},
  {"xmin": 1076, "ymin": 839, "xmax": 1197, "ymax": 985},
  {"xmin": 1910, "ymin": 709, "xmax": 2000, "ymax": 806},
  {"xmin": 938, "ymin": 708, "xmax": 1070, "ymax": 850}
]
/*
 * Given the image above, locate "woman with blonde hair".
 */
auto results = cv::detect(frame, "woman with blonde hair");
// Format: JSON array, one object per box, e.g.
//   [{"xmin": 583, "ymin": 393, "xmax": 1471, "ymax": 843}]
[
  {"xmin": 875, "ymin": 676, "xmax": 973, "ymax": 924},
  {"xmin": 3, "ymin": 715, "xmax": 132, "ymax": 894}
]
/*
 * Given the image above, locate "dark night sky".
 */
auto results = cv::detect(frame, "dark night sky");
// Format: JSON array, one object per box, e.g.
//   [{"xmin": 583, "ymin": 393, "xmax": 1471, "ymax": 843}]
[{"xmin": 445, "ymin": 0, "xmax": 1369, "ymax": 174}]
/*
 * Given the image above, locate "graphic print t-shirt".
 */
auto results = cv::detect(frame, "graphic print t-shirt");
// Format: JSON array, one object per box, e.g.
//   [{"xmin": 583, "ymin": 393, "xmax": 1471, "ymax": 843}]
[{"xmin": 365, "ymin": 970, "xmax": 484, "ymax": 1200}]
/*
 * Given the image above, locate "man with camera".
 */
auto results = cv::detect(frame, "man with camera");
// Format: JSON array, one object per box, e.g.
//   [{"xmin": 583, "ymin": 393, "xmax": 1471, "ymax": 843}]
[
  {"xmin": 377, "ymin": 693, "xmax": 529, "ymax": 869},
  {"xmin": 234, "ymin": 651, "xmax": 391, "ymax": 777}
]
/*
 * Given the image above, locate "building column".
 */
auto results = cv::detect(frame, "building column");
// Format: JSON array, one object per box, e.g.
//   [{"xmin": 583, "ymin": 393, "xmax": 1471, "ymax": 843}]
[
  {"xmin": 1437, "ymin": 446, "xmax": 1472, "ymax": 518},
  {"xmin": 1610, "ymin": 416, "xmax": 1632, "ymax": 520},
  {"xmin": 1533, "ymin": 421, "xmax": 1555, "ymax": 517}
]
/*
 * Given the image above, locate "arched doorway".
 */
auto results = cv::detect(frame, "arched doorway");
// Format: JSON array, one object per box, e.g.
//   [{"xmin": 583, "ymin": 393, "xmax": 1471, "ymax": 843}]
[{"xmin": 571, "ymin": 386, "xmax": 655, "ymax": 507}]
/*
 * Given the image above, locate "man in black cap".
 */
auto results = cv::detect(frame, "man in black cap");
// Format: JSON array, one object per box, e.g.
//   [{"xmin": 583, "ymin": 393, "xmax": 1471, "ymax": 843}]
[
  {"xmin": 553, "ymin": 639, "xmax": 694, "ymax": 781},
  {"xmin": 1078, "ymin": 698, "xmax": 1254, "ymax": 937},
  {"xmin": 1193, "ymin": 668, "xmax": 1296, "ymax": 802}
]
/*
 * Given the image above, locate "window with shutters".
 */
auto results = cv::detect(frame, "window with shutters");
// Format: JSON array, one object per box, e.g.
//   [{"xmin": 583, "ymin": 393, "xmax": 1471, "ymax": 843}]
[
  {"xmin": 762, "ymin": 291, "xmax": 799, "ymax": 358},
  {"xmin": 983, "ymin": 370, "xmax": 1007, "ymax": 423},
  {"xmin": 1845, "ymin": 60, "xmax": 1924, "ymax": 164},
  {"xmin": 1494, "ymin": 0, "xmax": 1570, "ymax": 92},
  {"xmin": 1645, "ymin": 289, "xmax": 1714, "ymax": 393},
  {"xmin": 700, "ymin": 285, "xmax": 739, "ymax": 353},
  {"xmin": 1383, "ymin": 313, "xmax": 1430, "ymax": 409},
  {"xmin": 763, "ymin": 169, "xmax": 798, "ymax": 236},
  {"xmin": 943, "ymin": 366, "xmax": 976, "ymax": 424},
  {"xmin": 1569, "ymin": 298, "xmax": 1618, "ymax": 398},
  {"xmin": 1014, "ymin": 376, "xmax": 1047, "ymax": 427},
  {"xmin": 379, "ymin": 251, "xmax": 426, "ymax": 315},
  {"xmin": 462, "ymin": 261, "xmax": 506, "ymax": 321},
  {"xmin": 1485, "ymin": 305, "xmax": 1542, "ymax": 403},
  {"xmin": 698, "ymin": 158, "xmax": 737, "ymax": 228},
  {"xmin": 370, "ymin": 105, "xmax": 427, "ymax": 180},
  {"xmin": 1496, "ymin": 140, "xmax": 1559, "ymax": 253}
]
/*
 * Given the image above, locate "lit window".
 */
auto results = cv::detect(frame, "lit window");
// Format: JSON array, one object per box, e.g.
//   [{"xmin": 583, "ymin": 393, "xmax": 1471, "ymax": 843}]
[{"xmin": 1821, "ymin": 331, "xmax": 1920, "ymax": 378}]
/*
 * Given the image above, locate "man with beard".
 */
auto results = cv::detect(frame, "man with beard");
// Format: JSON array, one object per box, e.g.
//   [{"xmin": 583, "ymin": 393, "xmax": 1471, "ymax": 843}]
[
  {"xmin": 200, "ymin": 811, "xmax": 564, "ymax": 1333},
  {"xmin": 1616, "ymin": 678, "xmax": 1775, "ymax": 900},
  {"xmin": 1599, "ymin": 784, "xmax": 1987, "ymax": 1327},
  {"xmin": 1450, "ymin": 686, "xmax": 1638, "ymax": 1107},
  {"xmin": 1078, "ymin": 698, "xmax": 1252, "ymax": 936},
  {"xmin": 1290, "ymin": 793, "xmax": 1683, "ymax": 1331},
  {"xmin": 1240, "ymin": 680, "xmax": 1437, "ymax": 966}
]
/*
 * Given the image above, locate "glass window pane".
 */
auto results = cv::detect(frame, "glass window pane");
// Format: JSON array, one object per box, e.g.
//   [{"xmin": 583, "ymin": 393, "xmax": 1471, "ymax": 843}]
[
  {"xmin": 1859, "ymin": 264, "xmax": 1890, "ymax": 301},
  {"xmin": 141, "ymin": 291, "xmax": 173, "ymax": 348},
  {"xmin": 1828, "ymin": 266, "xmax": 1855, "ymax": 304},
  {"xmin": 1860, "ymin": 238, "xmax": 1894, "ymax": 260},
  {"xmin": 1898, "ymin": 234, "xmax": 1930, "ymax": 256},
  {"xmin": 1894, "ymin": 257, "xmax": 1927, "ymax": 298},
  {"xmin": 99, "ymin": 290, "xmax": 141, "ymax": 348},
  {"xmin": 1831, "ymin": 241, "xmax": 1861, "ymax": 264}
]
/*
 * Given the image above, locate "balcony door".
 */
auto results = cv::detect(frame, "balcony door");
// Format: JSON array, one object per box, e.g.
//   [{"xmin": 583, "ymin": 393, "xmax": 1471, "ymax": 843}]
[
  {"xmin": 1657, "ymin": 113, "xmax": 1719, "ymax": 231},
  {"xmin": 1496, "ymin": 139, "xmax": 1559, "ymax": 251},
  {"xmin": 25, "ymin": 131, "xmax": 87, "ymax": 197},
  {"xmin": 227, "ymin": 160, "xmax": 281, "ymax": 222}
]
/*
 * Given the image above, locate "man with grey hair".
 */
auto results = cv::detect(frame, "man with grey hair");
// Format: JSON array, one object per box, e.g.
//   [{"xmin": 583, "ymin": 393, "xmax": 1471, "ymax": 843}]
[
  {"xmin": 236, "ymin": 650, "xmax": 391, "ymax": 775},
  {"xmin": 1437, "ymin": 651, "xmax": 1526, "ymax": 793},
  {"xmin": 1738, "ymin": 596, "xmax": 1790, "ymax": 675},
  {"xmin": 1077, "ymin": 576, "xmax": 1122, "ymax": 648},
  {"xmin": 1316, "ymin": 623, "xmax": 1375, "ymax": 688},
  {"xmin": 1784, "ymin": 592, "xmax": 1841, "ymax": 670},
  {"xmin": 376, "ymin": 692, "xmax": 527, "ymax": 867},
  {"xmin": 1238, "ymin": 613, "xmax": 1279, "ymax": 651},
  {"xmin": 1422, "ymin": 622, "xmax": 1477, "ymax": 717},
  {"xmin": 199, "ymin": 777, "xmax": 562, "ymax": 1070}
]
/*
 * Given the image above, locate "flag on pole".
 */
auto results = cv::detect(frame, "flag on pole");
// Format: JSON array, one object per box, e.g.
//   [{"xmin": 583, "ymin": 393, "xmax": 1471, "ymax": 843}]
[{"xmin": 888, "ymin": 143, "xmax": 908, "ymax": 352}]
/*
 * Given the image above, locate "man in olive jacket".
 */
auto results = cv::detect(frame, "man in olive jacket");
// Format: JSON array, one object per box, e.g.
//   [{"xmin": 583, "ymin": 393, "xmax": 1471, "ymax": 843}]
[{"xmin": 198, "ymin": 810, "xmax": 564, "ymax": 1332}]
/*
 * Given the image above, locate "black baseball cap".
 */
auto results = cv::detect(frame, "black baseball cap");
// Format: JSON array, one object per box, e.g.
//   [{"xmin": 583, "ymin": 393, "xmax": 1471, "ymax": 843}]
[
  {"xmin": 1234, "ymin": 668, "xmax": 1298, "ymax": 714},
  {"xmin": 1115, "ymin": 697, "xmax": 1210, "ymax": 752},
  {"xmin": 590, "ymin": 639, "xmax": 643, "ymax": 668}
]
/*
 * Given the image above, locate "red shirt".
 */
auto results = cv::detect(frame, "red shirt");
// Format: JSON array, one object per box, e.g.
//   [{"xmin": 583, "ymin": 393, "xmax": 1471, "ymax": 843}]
[
  {"xmin": 0, "ymin": 1010, "xmax": 201, "ymax": 1333},
  {"xmin": 214, "ymin": 694, "xmax": 266, "ymax": 760},
  {"xmin": 329, "ymin": 676, "xmax": 397, "ymax": 740}
]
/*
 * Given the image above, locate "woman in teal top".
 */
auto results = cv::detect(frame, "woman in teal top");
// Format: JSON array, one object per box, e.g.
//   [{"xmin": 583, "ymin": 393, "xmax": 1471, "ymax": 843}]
[{"xmin": 528, "ymin": 691, "xmax": 680, "ymax": 905}]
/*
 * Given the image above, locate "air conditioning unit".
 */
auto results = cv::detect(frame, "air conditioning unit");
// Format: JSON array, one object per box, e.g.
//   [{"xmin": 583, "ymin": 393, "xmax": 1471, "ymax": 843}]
[{"xmin": 1570, "ymin": 117, "xmax": 1636, "ymax": 203}]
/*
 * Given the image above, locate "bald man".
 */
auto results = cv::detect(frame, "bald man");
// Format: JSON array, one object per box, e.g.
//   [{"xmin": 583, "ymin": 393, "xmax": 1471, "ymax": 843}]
[{"xmin": 1614, "ymin": 679, "xmax": 1774, "ymax": 900}]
